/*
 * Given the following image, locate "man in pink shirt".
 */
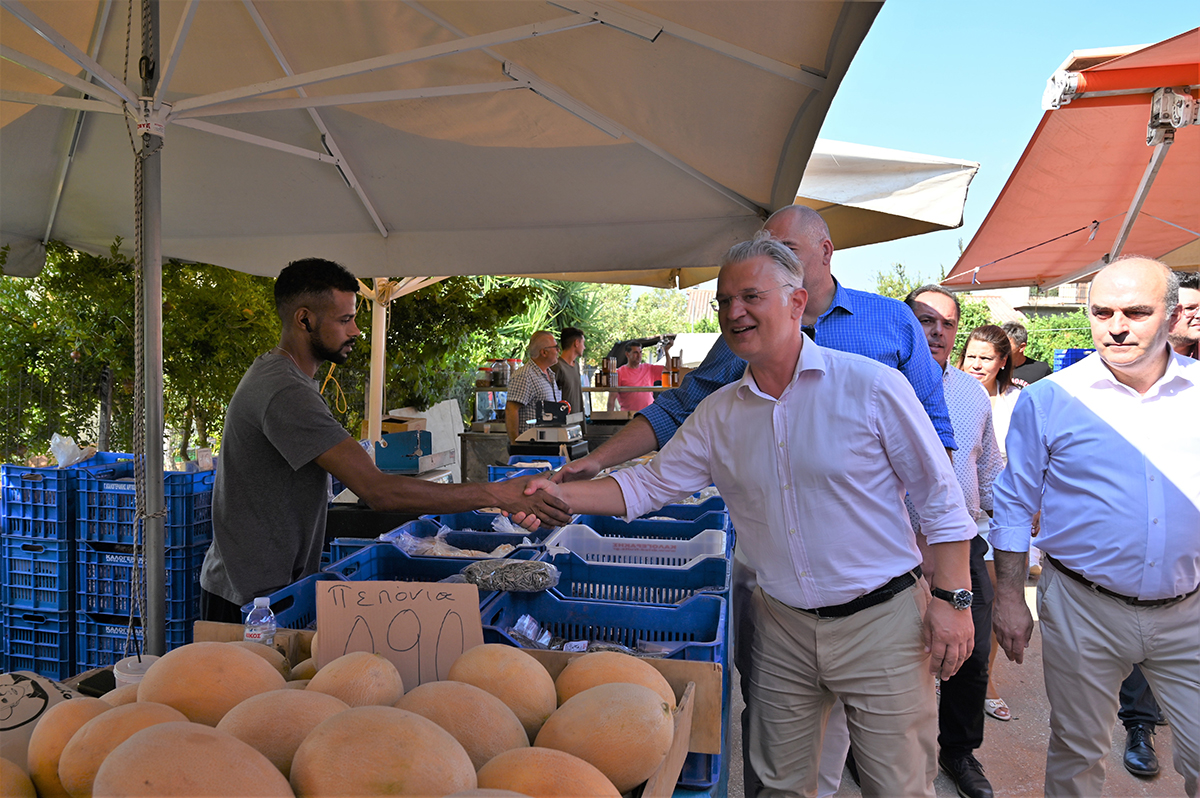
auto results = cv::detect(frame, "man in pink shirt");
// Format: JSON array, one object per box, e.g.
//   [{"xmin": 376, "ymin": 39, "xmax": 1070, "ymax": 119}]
[{"xmin": 607, "ymin": 341, "xmax": 669, "ymax": 412}]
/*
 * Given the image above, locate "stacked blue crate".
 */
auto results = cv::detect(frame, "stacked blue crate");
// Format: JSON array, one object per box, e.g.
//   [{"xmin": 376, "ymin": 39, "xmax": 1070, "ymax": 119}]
[
  {"xmin": 1053, "ymin": 348, "xmax": 1094, "ymax": 371},
  {"xmin": 74, "ymin": 462, "xmax": 214, "ymax": 671},
  {"xmin": 0, "ymin": 453, "xmax": 130, "ymax": 679}
]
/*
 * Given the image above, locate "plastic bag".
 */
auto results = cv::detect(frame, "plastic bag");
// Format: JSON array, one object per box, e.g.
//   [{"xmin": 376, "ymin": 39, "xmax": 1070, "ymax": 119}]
[
  {"xmin": 380, "ymin": 527, "xmax": 486, "ymax": 558},
  {"xmin": 461, "ymin": 559, "xmax": 560, "ymax": 592},
  {"xmin": 49, "ymin": 433, "xmax": 93, "ymax": 468}
]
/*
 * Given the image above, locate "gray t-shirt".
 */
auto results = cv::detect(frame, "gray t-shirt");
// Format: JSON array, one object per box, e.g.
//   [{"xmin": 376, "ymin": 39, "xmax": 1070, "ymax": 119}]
[
  {"xmin": 201, "ymin": 354, "xmax": 350, "ymax": 606},
  {"xmin": 552, "ymin": 357, "xmax": 583, "ymax": 415}
]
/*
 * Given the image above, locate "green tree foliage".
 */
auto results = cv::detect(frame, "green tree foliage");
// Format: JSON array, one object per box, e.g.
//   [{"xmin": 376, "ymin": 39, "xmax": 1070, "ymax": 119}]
[
  {"xmin": 952, "ymin": 299, "xmax": 995, "ymax": 363},
  {"xmin": 1022, "ymin": 309, "xmax": 1093, "ymax": 364},
  {"xmin": 1, "ymin": 241, "xmax": 277, "ymax": 463},
  {"xmin": 875, "ymin": 263, "xmax": 933, "ymax": 300}
]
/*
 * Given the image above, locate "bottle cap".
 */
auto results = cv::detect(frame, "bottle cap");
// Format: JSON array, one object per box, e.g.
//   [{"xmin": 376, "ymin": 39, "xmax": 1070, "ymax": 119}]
[{"xmin": 253, "ymin": 597, "xmax": 270, "ymax": 608}]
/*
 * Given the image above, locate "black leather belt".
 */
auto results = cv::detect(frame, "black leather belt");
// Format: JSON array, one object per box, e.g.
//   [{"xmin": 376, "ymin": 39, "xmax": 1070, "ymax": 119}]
[
  {"xmin": 795, "ymin": 566, "xmax": 922, "ymax": 619},
  {"xmin": 1046, "ymin": 556, "xmax": 1199, "ymax": 608}
]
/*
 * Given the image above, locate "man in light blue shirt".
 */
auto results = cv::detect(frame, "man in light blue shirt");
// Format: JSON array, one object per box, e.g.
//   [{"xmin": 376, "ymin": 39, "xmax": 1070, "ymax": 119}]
[{"xmin": 992, "ymin": 257, "xmax": 1199, "ymax": 797}]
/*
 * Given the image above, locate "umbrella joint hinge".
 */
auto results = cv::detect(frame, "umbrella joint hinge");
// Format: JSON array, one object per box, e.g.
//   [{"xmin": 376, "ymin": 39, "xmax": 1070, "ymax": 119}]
[
  {"xmin": 135, "ymin": 98, "xmax": 170, "ymax": 139},
  {"xmin": 1147, "ymin": 88, "xmax": 1196, "ymax": 145}
]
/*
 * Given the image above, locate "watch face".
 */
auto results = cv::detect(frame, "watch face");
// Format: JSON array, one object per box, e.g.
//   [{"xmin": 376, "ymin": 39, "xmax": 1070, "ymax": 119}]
[{"xmin": 952, "ymin": 589, "xmax": 973, "ymax": 610}]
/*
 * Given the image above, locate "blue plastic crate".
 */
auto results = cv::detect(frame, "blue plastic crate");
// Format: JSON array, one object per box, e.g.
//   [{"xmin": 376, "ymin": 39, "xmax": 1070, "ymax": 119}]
[
  {"xmin": 486, "ymin": 465, "xmax": 540, "ymax": 482},
  {"xmin": 379, "ymin": 518, "xmax": 553, "ymax": 553},
  {"xmin": 76, "ymin": 463, "xmax": 214, "ymax": 546},
  {"xmin": 1053, "ymin": 348, "xmax": 1095, "ymax": 371},
  {"xmin": 3, "ymin": 606, "xmax": 75, "ymax": 681},
  {"xmin": 239, "ymin": 572, "xmax": 345, "ymax": 630},
  {"xmin": 327, "ymin": 537, "xmax": 376, "ymax": 564},
  {"xmin": 507, "ymin": 455, "xmax": 567, "ymax": 468},
  {"xmin": 479, "ymin": 591, "xmax": 726, "ymax": 663},
  {"xmin": 2, "ymin": 537, "xmax": 73, "ymax": 611},
  {"xmin": 75, "ymin": 612, "xmax": 192, "ymax": 671},
  {"xmin": 545, "ymin": 550, "xmax": 730, "ymax": 604},
  {"xmin": 76, "ymin": 541, "xmax": 206, "ymax": 618},
  {"xmin": 569, "ymin": 512, "xmax": 731, "ymax": 539},
  {"xmin": 325, "ymin": 539, "xmax": 538, "ymax": 595},
  {"xmin": 417, "ymin": 510, "xmax": 506, "ymax": 531},
  {"xmin": 642, "ymin": 495, "xmax": 728, "ymax": 520},
  {"xmin": 1, "ymin": 453, "xmax": 130, "ymax": 536}
]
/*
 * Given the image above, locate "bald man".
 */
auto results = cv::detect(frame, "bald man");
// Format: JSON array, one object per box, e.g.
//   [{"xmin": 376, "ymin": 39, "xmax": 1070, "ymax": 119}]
[{"xmin": 992, "ymin": 257, "xmax": 1200, "ymax": 796}]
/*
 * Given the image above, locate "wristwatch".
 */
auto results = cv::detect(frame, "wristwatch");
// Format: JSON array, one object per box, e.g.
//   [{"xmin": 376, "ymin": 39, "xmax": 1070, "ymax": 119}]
[{"xmin": 931, "ymin": 586, "xmax": 973, "ymax": 610}]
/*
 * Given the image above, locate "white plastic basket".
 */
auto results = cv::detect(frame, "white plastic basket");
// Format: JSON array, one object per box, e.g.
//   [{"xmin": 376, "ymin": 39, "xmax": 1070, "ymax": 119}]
[{"xmin": 543, "ymin": 524, "xmax": 727, "ymax": 569}]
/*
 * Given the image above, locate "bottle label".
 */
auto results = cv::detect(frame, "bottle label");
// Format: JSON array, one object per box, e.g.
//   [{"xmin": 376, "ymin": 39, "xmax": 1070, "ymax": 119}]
[{"xmin": 244, "ymin": 629, "xmax": 275, "ymax": 644}]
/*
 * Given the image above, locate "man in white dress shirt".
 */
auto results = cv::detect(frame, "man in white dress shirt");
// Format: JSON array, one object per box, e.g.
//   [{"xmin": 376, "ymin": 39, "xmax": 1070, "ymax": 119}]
[
  {"xmin": 525, "ymin": 233, "xmax": 975, "ymax": 797},
  {"xmin": 992, "ymin": 257, "xmax": 1200, "ymax": 797}
]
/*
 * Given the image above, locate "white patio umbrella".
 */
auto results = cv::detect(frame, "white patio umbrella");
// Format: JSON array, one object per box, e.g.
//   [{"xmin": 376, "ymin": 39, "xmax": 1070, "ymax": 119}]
[{"xmin": 1, "ymin": 0, "xmax": 882, "ymax": 652}]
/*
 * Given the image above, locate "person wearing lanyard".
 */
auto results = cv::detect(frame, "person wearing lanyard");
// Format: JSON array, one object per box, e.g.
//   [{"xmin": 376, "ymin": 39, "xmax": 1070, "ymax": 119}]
[
  {"xmin": 505, "ymin": 330, "xmax": 563, "ymax": 443},
  {"xmin": 992, "ymin": 257, "xmax": 1200, "ymax": 797}
]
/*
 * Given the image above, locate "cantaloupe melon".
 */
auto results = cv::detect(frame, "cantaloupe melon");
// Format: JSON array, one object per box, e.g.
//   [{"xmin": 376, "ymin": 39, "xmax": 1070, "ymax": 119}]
[
  {"xmin": 91, "ymin": 721, "xmax": 293, "ymax": 797},
  {"xmin": 476, "ymin": 747, "xmax": 620, "ymax": 797},
  {"xmin": 291, "ymin": 706, "xmax": 476, "ymax": 796},
  {"xmin": 26, "ymin": 697, "xmax": 111, "ymax": 798},
  {"xmin": 1, "ymin": 757, "xmax": 36, "ymax": 798},
  {"xmin": 227, "ymin": 640, "xmax": 291, "ymax": 679},
  {"xmin": 447, "ymin": 644, "xmax": 556, "ymax": 741},
  {"xmin": 99, "ymin": 684, "xmax": 139, "ymax": 707},
  {"xmin": 394, "ymin": 680, "xmax": 528, "ymax": 770},
  {"xmin": 215, "ymin": 689, "xmax": 347, "ymax": 779},
  {"xmin": 305, "ymin": 651, "xmax": 403, "ymax": 706},
  {"xmin": 534, "ymin": 682, "xmax": 673, "ymax": 793},
  {"xmin": 283, "ymin": 679, "xmax": 311, "ymax": 690},
  {"xmin": 58, "ymin": 701, "xmax": 188, "ymax": 798},
  {"xmin": 554, "ymin": 650, "xmax": 676, "ymax": 708},
  {"xmin": 290, "ymin": 657, "xmax": 317, "ymax": 680},
  {"xmin": 136, "ymin": 641, "xmax": 286, "ymax": 725},
  {"xmin": 444, "ymin": 791, "xmax": 528, "ymax": 797}
]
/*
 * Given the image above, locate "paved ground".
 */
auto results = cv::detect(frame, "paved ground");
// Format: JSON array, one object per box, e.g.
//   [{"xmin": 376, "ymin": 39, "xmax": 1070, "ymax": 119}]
[{"xmin": 727, "ymin": 584, "xmax": 1185, "ymax": 797}]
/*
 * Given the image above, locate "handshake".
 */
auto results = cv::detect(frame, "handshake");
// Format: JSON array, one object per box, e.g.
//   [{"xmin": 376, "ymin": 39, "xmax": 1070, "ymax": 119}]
[{"xmin": 490, "ymin": 456, "xmax": 609, "ymax": 530}]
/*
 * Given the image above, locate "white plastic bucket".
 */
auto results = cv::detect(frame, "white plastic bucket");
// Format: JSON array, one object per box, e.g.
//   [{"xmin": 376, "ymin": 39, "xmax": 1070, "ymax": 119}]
[{"xmin": 113, "ymin": 655, "xmax": 159, "ymax": 688}]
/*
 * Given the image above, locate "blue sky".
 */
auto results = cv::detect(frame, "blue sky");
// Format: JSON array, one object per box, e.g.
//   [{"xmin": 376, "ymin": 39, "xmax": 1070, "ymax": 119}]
[{"xmin": 812, "ymin": 0, "xmax": 1197, "ymax": 291}]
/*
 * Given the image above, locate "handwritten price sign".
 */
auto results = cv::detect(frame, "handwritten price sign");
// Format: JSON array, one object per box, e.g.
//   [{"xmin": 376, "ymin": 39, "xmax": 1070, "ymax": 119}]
[{"xmin": 314, "ymin": 581, "xmax": 485, "ymax": 689}]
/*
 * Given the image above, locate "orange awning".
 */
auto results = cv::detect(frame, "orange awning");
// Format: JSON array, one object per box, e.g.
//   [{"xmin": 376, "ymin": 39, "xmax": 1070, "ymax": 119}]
[{"xmin": 943, "ymin": 28, "xmax": 1199, "ymax": 290}]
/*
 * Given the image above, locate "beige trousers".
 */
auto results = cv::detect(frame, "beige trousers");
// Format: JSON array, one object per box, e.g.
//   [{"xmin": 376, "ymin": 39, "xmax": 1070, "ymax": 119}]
[
  {"xmin": 747, "ymin": 585, "xmax": 938, "ymax": 798},
  {"xmin": 1038, "ymin": 563, "xmax": 1200, "ymax": 797}
]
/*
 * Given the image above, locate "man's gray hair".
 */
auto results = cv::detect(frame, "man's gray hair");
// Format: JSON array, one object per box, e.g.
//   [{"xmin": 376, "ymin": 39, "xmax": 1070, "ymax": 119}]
[
  {"xmin": 720, "ymin": 230, "xmax": 804, "ymax": 284},
  {"xmin": 525, "ymin": 330, "xmax": 555, "ymax": 361},
  {"xmin": 1001, "ymin": 321, "xmax": 1029, "ymax": 346}
]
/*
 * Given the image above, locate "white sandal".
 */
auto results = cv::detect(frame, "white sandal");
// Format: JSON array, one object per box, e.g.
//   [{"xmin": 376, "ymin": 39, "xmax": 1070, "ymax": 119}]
[{"xmin": 984, "ymin": 698, "xmax": 1011, "ymax": 721}]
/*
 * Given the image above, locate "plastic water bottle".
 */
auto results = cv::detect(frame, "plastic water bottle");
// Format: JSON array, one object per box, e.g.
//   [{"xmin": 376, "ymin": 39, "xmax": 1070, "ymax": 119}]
[{"xmin": 244, "ymin": 597, "xmax": 277, "ymax": 647}]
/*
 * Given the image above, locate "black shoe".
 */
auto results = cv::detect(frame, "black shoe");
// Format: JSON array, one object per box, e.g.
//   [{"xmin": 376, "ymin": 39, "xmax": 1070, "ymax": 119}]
[
  {"xmin": 1124, "ymin": 724, "xmax": 1160, "ymax": 777},
  {"xmin": 939, "ymin": 753, "xmax": 994, "ymax": 798},
  {"xmin": 845, "ymin": 747, "xmax": 861, "ymax": 787}
]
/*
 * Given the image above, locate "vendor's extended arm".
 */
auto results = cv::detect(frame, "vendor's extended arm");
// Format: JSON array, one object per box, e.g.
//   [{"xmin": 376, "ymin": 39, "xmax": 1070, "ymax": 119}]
[{"xmin": 315, "ymin": 437, "xmax": 571, "ymax": 526}]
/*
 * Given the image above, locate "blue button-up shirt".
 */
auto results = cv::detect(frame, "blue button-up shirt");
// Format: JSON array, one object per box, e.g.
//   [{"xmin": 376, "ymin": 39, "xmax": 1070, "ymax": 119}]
[
  {"xmin": 642, "ymin": 281, "xmax": 957, "ymax": 449},
  {"xmin": 992, "ymin": 351, "xmax": 1200, "ymax": 600}
]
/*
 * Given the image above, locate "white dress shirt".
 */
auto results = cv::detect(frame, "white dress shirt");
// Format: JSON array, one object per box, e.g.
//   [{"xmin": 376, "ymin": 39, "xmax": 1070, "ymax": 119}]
[
  {"xmin": 992, "ymin": 351, "xmax": 1200, "ymax": 600},
  {"xmin": 909, "ymin": 366, "xmax": 1003, "ymax": 529},
  {"xmin": 611, "ymin": 341, "xmax": 974, "ymax": 609}
]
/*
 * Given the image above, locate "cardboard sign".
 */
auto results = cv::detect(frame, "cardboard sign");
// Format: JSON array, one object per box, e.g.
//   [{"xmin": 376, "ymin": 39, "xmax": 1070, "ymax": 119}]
[
  {"xmin": 314, "ymin": 581, "xmax": 484, "ymax": 689},
  {"xmin": 0, "ymin": 671, "xmax": 78, "ymax": 772}
]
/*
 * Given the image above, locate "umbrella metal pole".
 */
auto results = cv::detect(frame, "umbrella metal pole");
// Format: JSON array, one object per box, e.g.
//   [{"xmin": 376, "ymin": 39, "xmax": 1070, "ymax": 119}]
[
  {"xmin": 367, "ymin": 282, "xmax": 388, "ymax": 444},
  {"xmin": 141, "ymin": 0, "xmax": 166, "ymax": 656}
]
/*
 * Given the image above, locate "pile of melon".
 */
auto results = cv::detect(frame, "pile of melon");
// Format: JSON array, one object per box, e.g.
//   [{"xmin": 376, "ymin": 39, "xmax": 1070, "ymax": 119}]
[{"xmin": 10, "ymin": 642, "xmax": 679, "ymax": 798}]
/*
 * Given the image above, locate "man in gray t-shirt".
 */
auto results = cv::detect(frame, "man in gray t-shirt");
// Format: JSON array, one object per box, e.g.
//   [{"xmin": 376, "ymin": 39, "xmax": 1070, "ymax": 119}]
[{"xmin": 200, "ymin": 258, "xmax": 570, "ymax": 621}]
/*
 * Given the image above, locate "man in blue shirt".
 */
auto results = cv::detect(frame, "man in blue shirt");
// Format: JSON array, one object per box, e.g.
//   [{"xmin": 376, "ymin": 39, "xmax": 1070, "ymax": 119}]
[
  {"xmin": 558, "ymin": 205, "xmax": 956, "ymax": 796},
  {"xmin": 992, "ymin": 257, "xmax": 1199, "ymax": 797}
]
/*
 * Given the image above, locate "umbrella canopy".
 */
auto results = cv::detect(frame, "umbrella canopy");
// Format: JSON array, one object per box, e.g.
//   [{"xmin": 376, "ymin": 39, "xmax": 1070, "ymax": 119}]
[
  {"xmin": 2, "ymin": 0, "xmax": 882, "ymax": 288},
  {"xmin": 943, "ymin": 28, "xmax": 1199, "ymax": 290}
]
